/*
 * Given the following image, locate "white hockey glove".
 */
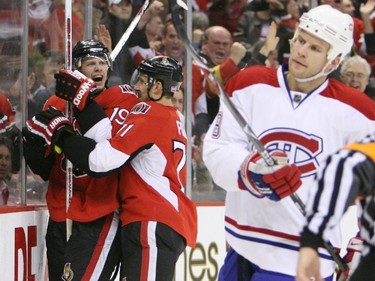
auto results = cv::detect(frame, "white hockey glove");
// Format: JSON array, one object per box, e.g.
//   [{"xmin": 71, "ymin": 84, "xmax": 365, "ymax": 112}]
[
  {"xmin": 238, "ymin": 150, "xmax": 302, "ymax": 201},
  {"xmin": 336, "ymin": 234, "xmax": 363, "ymax": 281},
  {"xmin": 25, "ymin": 107, "xmax": 74, "ymax": 156}
]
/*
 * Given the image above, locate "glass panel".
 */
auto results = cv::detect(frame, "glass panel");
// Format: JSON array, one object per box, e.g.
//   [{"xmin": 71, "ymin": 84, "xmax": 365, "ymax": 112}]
[
  {"xmin": 0, "ymin": 0, "xmax": 23, "ymax": 206},
  {"xmin": 0, "ymin": 0, "xmax": 225, "ymax": 207}
]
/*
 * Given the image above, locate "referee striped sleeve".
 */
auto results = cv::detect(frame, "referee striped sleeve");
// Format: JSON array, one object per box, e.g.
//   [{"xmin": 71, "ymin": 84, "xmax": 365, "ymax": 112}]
[{"xmin": 305, "ymin": 149, "xmax": 370, "ymax": 242}]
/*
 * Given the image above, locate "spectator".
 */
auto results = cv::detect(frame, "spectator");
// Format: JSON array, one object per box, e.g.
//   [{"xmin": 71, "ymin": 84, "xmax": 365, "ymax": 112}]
[
  {"xmin": 28, "ymin": 51, "xmax": 65, "ymax": 119},
  {"xmin": 277, "ymin": 0, "xmax": 301, "ymax": 63},
  {"xmin": 207, "ymin": 0, "xmax": 246, "ymax": 35},
  {"xmin": 359, "ymin": 0, "xmax": 375, "ymax": 56},
  {"xmin": 250, "ymin": 39, "xmax": 280, "ymax": 69},
  {"xmin": 159, "ymin": 20, "xmax": 185, "ymax": 64},
  {"xmin": 172, "ymin": 87, "xmax": 184, "ymax": 113},
  {"xmin": 234, "ymin": 0, "xmax": 284, "ymax": 50},
  {"xmin": 29, "ymin": 0, "xmax": 84, "ymax": 56},
  {"xmin": 191, "ymin": 113, "xmax": 219, "ymax": 201},
  {"xmin": 100, "ymin": 0, "xmax": 137, "ymax": 84},
  {"xmin": 126, "ymin": 0, "xmax": 166, "ymax": 67},
  {"xmin": 194, "ymin": 22, "xmax": 280, "ymax": 123},
  {"xmin": 193, "ymin": 25, "xmax": 247, "ymax": 123},
  {"xmin": 192, "ymin": 11, "xmax": 210, "ymax": 51},
  {"xmin": 340, "ymin": 55, "xmax": 373, "ymax": 97},
  {"xmin": 0, "ymin": 92, "xmax": 20, "ymax": 172},
  {"xmin": 145, "ymin": 15, "xmax": 165, "ymax": 51},
  {"xmin": 339, "ymin": 0, "xmax": 366, "ymax": 56},
  {"xmin": 28, "ymin": 0, "xmax": 53, "ymax": 54},
  {"xmin": 0, "ymin": 136, "xmax": 14, "ymax": 206}
]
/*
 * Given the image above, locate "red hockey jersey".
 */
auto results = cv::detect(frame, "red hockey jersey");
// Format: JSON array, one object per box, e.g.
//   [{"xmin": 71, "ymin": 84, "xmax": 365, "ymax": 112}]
[
  {"xmin": 44, "ymin": 85, "xmax": 139, "ymax": 222},
  {"xmin": 85, "ymin": 101, "xmax": 198, "ymax": 247}
]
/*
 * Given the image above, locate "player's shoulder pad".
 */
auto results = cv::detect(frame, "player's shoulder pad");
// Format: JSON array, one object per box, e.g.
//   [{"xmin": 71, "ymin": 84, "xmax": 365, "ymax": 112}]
[
  {"xmin": 130, "ymin": 102, "xmax": 151, "ymax": 114},
  {"xmin": 118, "ymin": 84, "xmax": 138, "ymax": 97},
  {"xmin": 44, "ymin": 95, "xmax": 65, "ymax": 111},
  {"xmin": 226, "ymin": 65, "xmax": 277, "ymax": 97},
  {"xmin": 107, "ymin": 84, "xmax": 138, "ymax": 98}
]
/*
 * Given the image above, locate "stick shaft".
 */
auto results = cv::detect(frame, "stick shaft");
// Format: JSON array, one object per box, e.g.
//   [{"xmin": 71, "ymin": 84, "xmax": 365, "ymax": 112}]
[
  {"xmin": 109, "ymin": 0, "xmax": 150, "ymax": 62},
  {"xmin": 65, "ymin": 0, "xmax": 73, "ymax": 241}
]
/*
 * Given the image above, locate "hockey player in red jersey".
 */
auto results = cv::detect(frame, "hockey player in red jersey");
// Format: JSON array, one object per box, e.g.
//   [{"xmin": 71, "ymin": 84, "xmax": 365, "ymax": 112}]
[
  {"xmin": 202, "ymin": 4, "xmax": 375, "ymax": 281},
  {"xmin": 26, "ymin": 55, "xmax": 197, "ymax": 281},
  {"xmin": 22, "ymin": 39, "xmax": 139, "ymax": 280},
  {"xmin": 296, "ymin": 132, "xmax": 375, "ymax": 281}
]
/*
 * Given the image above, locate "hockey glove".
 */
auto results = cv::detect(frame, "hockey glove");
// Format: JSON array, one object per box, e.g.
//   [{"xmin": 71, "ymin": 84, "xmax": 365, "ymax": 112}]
[
  {"xmin": 336, "ymin": 234, "xmax": 363, "ymax": 281},
  {"xmin": 25, "ymin": 107, "xmax": 74, "ymax": 156},
  {"xmin": 22, "ymin": 127, "xmax": 55, "ymax": 181},
  {"xmin": 54, "ymin": 69, "xmax": 99, "ymax": 111},
  {"xmin": 238, "ymin": 150, "xmax": 302, "ymax": 201},
  {"xmin": 0, "ymin": 112, "xmax": 13, "ymax": 134}
]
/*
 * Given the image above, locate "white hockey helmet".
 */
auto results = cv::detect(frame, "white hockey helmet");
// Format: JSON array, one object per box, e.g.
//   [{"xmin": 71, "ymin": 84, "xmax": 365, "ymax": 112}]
[{"xmin": 298, "ymin": 5, "xmax": 354, "ymax": 63}]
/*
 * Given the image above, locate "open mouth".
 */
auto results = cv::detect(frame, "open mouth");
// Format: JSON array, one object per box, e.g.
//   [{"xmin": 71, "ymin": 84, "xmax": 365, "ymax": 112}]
[
  {"xmin": 92, "ymin": 77, "xmax": 103, "ymax": 83},
  {"xmin": 215, "ymin": 51, "xmax": 225, "ymax": 60}
]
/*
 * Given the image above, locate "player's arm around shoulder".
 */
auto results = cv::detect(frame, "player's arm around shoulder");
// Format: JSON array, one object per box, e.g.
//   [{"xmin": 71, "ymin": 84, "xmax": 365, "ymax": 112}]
[
  {"xmin": 43, "ymin": 95, "xmax": 66, "ymax": 111},
  {"xmin": 94, "ymin": 84, "xmax": 140, "ymax": 111}
]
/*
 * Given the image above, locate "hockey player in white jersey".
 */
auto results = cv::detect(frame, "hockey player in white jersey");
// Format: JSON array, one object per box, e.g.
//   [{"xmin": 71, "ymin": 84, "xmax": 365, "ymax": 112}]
[{"xmin": 203, "ymin": 5, "xmax": 375, "ymax": 281}]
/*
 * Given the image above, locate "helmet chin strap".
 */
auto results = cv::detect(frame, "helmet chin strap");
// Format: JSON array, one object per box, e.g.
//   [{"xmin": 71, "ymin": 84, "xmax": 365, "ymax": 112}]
[{"xmin": 294, "ymin": 61, "xmax": 335, "ymax": 83}]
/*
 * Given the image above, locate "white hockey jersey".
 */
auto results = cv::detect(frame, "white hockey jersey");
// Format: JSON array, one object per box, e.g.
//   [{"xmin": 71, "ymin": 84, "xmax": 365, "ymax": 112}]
[{"xmin": 203, "ymin": 64, "xmax": 375, "ymax": 277}]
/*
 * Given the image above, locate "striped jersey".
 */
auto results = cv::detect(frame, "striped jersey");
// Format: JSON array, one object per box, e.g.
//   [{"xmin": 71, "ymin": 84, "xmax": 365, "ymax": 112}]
[{"xmin": 302, "ymin": 132, "xmax": 375, "ymax": 260}]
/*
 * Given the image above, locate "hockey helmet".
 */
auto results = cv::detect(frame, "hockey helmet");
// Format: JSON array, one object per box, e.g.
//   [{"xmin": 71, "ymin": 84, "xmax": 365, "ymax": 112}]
[
  {"xmin": 138, "ymin": 56, "xmax": 183, "ymax": 96},
  {"xmin": 72, "ymin": 39, "xmax": 112, "ymax": 70},
  {"xmin": 298, "ymin": 5, "xmax": 354, "ymax": 63}
]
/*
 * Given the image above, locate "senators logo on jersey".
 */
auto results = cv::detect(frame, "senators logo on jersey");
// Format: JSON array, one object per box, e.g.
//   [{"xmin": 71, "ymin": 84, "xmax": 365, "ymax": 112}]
[
  {"xmin": 119, "ymin": 84, "xmax": 138, "ymax": 97},
  {"xmin": 131, "ymin": 102, "xmax": 151, "ymax": 114},
  {"xmin": 61, "ymin": 263, "xmax": 74, "ymax": 281}
]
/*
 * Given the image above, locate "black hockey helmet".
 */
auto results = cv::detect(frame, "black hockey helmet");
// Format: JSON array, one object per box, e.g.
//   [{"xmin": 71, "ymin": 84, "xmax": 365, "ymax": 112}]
[
  {"xmin": 72, "ymin": 39, "xmax": 112, "ymax": 70},
  {"xmin": 138, "ymin": 56, "xmax": 183, "ymax": 97}
]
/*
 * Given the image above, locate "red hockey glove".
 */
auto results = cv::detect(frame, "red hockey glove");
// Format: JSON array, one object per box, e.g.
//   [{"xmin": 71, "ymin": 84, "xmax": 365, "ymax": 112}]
[
  {"xmin": 25, "ymin": 107, "xmax": 74, "ymax": 156},
  {"xmin": 54, "ymin": 69, "xmax": 99, "ymax": 110},
  {"xmin": 0, "ymin": 112, "xmax": 13, "ymax": 134},
  {"xmin": 238, "ymin": 150, "xmax": 302, "ymax": 201}
]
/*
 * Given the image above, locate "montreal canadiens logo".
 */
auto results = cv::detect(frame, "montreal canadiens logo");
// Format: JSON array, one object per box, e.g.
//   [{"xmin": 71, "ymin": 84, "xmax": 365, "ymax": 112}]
[{"xmin": 259, "ymin": 128, "xmax": 323, "ymax": 177}]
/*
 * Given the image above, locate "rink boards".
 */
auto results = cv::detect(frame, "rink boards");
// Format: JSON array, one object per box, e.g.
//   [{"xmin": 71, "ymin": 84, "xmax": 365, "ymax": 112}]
[{"xmin": 0, "ymin": 204, "xmax": 357, "ymax": 281}]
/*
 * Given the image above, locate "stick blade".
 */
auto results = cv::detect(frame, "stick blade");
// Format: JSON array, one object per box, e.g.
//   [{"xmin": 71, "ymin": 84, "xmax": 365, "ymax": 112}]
[{"xmin": 176, "ymin": 0, "xmax": 188, "ymax": 10}]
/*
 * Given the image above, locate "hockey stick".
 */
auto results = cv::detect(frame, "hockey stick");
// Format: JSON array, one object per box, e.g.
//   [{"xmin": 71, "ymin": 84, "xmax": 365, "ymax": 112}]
[
  {"xmin": 109, "ymin": 0, "xmax": 188, "ymax": 62},
  {"xmin": 170, "ymin": 0, "xmax": 348, "ymax": 273},
  {"xmin": 65, "ymin": 0, "xmax": 73, "ymax": 241},
  {"xmin": 109, "ymin": 0, "xmax": 150, "ymax": 62}
]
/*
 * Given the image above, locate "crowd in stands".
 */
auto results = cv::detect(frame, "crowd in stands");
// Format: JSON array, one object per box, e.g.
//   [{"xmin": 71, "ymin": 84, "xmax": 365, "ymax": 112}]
[{"xmin": 0, "ymin": 0, "xmax": 375, "ymax": 204}]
